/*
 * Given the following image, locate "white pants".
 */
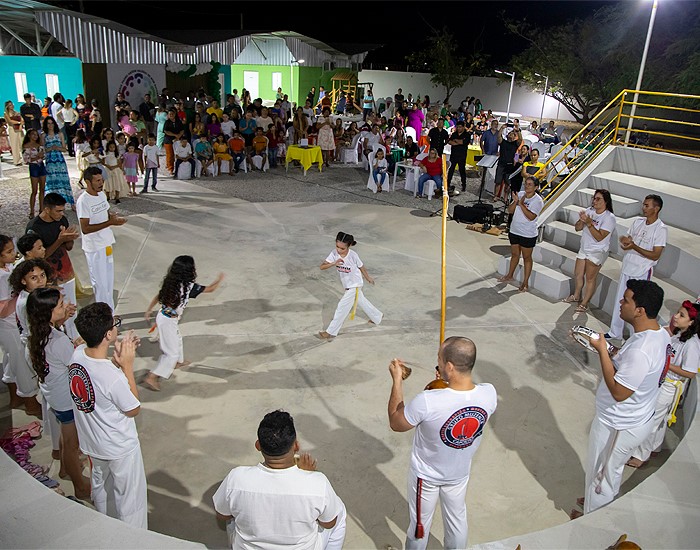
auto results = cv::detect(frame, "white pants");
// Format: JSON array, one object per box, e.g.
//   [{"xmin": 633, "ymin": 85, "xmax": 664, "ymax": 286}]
[
  {"xmin": 40, "ymin": 394, "xmax": 61, "ymax": 451},
  {"xmin": 608, "ymin": 269, "xmax": 652, "ymax": 340},
  {"xmin": 406, "ymin": 468, "xmax": 470, "ymax": 550},
  {"xmin": 84, "ymin": 247, "xmax": 115, "ymax": 310},
  {"xmin": 91, "ymin": 445, "xmax": 148, "ymax": 529},
  {"xmin": 151, "ymin": 313, "xmax": 182, "ymax": 379},
  {"xmin": 584, "ymin": 415, "xmax": 655, "ymax": 514},
  {"xmin": 326, "ymin": 288, "xmax": 383, "ymax": 336},
  {"xmin": 226, "ymin": 503, "xmax": 347, "ymax": 550},
  {"xmin": 631, "ymin": 380, "xmax": 681, "ymax": 462},
  {"xmin": 0, "ymin": 326, "xmax": 38, "ymax": 396},
  {"xmin": 59, "ymin": 278, "xmax": 78, "ymax": 340}
]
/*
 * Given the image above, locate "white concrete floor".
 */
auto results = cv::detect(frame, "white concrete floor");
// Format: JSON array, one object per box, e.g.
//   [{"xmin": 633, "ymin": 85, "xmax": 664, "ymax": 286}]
[{"xmin": 2, "ymin": 180, "xmax": 669, "ymax": 548}]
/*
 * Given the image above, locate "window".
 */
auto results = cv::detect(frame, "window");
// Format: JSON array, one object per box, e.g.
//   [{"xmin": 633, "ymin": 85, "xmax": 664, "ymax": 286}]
[
  {"xmin": 45, "ymin": 74, "xmax": 60, "ymax": 98},
  {"xmin": 272, "ymin": 72, "xmax": 282, "ymax": 92},
  {"xmin": 14, "ymin": 72, "xmax": 28, "ymax": 103}
]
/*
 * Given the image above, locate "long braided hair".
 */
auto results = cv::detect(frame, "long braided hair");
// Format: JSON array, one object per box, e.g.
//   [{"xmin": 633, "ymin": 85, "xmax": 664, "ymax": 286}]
[
  {"xmin": 26, "ymin": 288, "xmax": 61, "ymax": 383},
  {"xmin": 158, "ymin": 255, "xmax": 197, "ymax": 309}
]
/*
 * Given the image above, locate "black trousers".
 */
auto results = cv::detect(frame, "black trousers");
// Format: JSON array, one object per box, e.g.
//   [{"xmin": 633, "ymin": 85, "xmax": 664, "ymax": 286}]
[
  {"xmin": 175, "ymin": 158, "xmax": 196, "ymax": 178},
  {"xmin": 447, "ymin": 154, "xmax": 467, "ymax": 185}
]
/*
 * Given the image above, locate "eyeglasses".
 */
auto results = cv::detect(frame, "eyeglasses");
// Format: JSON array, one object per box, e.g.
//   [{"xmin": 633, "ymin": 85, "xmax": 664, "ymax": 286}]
[{"xmin": 112, "ymin": 316, "xmax": 122, "ymax": 328}]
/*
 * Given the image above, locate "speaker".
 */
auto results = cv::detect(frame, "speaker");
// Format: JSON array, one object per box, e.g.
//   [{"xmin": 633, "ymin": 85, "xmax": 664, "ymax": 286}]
[{"xmin": 453, "ymin": 204, "xmax": 493, "ymax": 224}]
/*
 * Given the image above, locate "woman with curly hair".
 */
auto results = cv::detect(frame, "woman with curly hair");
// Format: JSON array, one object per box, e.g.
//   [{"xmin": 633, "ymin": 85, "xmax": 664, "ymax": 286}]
[
  {"xmin": 143, "ymin": 256, "xmax": 224, "ymax": 391},
  {"xmin": 26, "ymin": 287, "xmax": 91, "ymax": 500}
]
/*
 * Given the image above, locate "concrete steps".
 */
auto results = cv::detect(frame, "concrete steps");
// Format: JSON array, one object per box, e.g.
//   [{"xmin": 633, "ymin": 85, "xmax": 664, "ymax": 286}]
[
  {"xmin": 496, "ymin": 255, "xmax": 571, "ymax": 299},
  {"xmin": 591, "ymin": 171, "xmax": 700, "ymax": 234},
  {"xmin": 576, "ymin": 187, "xmax": 640, "ymax": 218}
]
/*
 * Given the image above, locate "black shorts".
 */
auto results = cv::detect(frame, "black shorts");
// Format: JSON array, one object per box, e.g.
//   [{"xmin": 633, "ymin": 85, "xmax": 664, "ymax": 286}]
[{"xmin": 508, "ymin": 232, "xmax": 537, "ymax": 248}]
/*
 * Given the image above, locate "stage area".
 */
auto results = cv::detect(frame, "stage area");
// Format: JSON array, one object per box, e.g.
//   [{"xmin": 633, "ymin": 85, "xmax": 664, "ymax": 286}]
[{"xmin": 7, "ymin": 178, "xmax": 675, "ymax": 548}]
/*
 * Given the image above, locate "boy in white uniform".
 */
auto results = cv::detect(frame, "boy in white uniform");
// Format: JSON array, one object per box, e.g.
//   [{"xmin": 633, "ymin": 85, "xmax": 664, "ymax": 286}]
[
  {"xmin": 76, "ymin": 167, "xmax": 127, "ymax": 310},
  {"xmin": 69, "ymin": 302, "xmax": 147, "ymax": 528},
  {"xmin": 388, "ymin": 337, "xmax": 498, "ymax": 549},
  {"xmin": 606, "ymin": 194, "xmax": 666, "ymax": 341},
  {"xmin": 213, "ymin": 410, "xmax": 346, "ymax": 550},
  {"xmin": 574, "ymin": 279, "xmax": 671, "ymax": 517}
]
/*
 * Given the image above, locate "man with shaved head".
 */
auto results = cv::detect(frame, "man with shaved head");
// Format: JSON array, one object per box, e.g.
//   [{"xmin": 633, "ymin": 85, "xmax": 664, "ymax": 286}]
[{"xmin": 387, "ymin": 337, "xmax": 498, "ymax": 549}]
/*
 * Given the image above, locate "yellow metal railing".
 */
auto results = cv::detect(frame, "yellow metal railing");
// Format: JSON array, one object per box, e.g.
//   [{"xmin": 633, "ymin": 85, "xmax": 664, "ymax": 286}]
[{"xmin": 540, "ymin": 89, "xmax": 700, "ymax": 211}]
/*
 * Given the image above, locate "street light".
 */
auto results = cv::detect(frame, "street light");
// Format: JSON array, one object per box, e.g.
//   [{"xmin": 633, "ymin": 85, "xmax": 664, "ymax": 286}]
[
  {"xmin": 495, "ymin": 69, "xmax": 515, "ymax": 124},
  {"xmin": 535, "ymin": 72, "xmax": 549, "ymax": 128},
  {"xmin": 625, "ymin": 0, "xmax": 658, "ymax": 144},
  {"xmin": 289, "ymin": 58, "xmax": 305, "ymax": 108}
]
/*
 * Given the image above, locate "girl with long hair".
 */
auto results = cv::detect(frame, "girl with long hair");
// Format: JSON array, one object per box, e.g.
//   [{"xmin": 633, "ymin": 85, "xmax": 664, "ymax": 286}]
[
  {"xmin": 26, "ymin": 288, "xmax": 91, "ymax": 499},
  {"xmin": 4, "ymin": 99, "xmax": 24, "ymax": 165},
  {"xmin": 22, "ymin": 129, "xmax": 46, "ymax": 218},
  {"xmin": 42, "ymin": 116, "xmax": 75, "ymax": 208},
  {"xmin": 143, "ymin": 256, "xmax": 224, "ymax": 391}
]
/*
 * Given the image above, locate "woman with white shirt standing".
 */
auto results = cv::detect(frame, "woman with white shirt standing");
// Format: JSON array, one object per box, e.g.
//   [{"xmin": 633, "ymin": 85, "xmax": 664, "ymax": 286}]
[
  {"xmin": 563, "ymin": 189, "xmax": 616, "ymax": 312},
  {"xmin": 498, "ymin": 176, "xmax": 545, "ymax": 292},
  {"xmin": 58, "ymin": 99, "xmax": 79, "ymax": 157}
]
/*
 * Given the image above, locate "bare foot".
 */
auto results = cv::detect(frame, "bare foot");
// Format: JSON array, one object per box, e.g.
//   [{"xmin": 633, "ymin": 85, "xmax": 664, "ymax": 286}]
[
  {"xmin": 497, "ymin": 275, "xmax": 513, "ymax": 283},
  {"xmin": 626, "ymin": 457, "xmax": 646, "ymax": 468},
  {"xmin": 317, "ymin": 331, "xmax": 335, "ymax": 340},
  {"xmin": 576, "ymin": 497, "xmax": 585, "ymax": 507},
  {"xmin": 143, "ymin": 373, "xmax": 161, "ymax": 391},
  {"xmin": 368, "ymin": 320, "xmax": 375, "ymax": 325},
  {"xmin": 569, "ymin": 509, "xmax": 583, "ymax": 520},
  {"xmin": 175, "ymin": 361, "xmax": 191, "ymax": 369},
  {"xmin": 518, "ymin": 284, "xmax": 529, "ymax": 292},
  {"xmin": 52, "ymin": 449, "xmax": 61, "ymax": 461}
]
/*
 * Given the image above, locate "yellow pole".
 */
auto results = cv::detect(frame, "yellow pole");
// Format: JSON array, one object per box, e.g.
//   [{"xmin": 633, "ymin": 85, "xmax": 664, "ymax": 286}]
[{"xmin": 440, "ymin": 155, "xmax": 448, "ymax": 344}]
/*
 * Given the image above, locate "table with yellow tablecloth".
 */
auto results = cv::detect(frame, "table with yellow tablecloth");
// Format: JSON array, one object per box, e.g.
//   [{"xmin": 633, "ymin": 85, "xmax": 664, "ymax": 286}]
[
  {"xmin": 286, "ymin": 145, "xmax": 323, "ymax": 175},
  {"xmin": 467, "ymin": 144, "xmax": 482, "ymax": 168}
]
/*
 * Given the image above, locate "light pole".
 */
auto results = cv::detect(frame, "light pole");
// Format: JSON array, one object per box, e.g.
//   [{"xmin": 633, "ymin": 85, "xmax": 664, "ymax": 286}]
[
  {"xmin": 289, "ymin": 58, "xmax": 305, "ymax": 109},
  {"xmin": 495, "ymin": 69, "xmax": 515, "ymax": 124},
  {"xmin": 625, "ymin": 0, "xmax": 658, "ymax": 144},
  {"xmin": 535, "ymin": 72, "xmax": 549, "ymax": 127}
]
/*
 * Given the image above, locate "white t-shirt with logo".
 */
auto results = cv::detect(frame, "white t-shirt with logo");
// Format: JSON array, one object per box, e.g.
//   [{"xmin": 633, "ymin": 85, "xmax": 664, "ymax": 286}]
[
  {"xmin": 76, "ymin": 191, "xmax": 115, "ymax": 253},
  {"xmin": 510, "ymin": 192, "xmax": 544, "ymax": 239},
  {"xmin": 0, "ymin": 265, "xmax": 16, "ymax": 329},
  {"xmin": 36, "ymin": 327, "xmax": 75, "ymax": 412},
  {"xmin": 325, "ymin": 249, "xmax": 364, "ymax": 289},
  {"xmin": 621, "ymin": 218, "xmax": 667, "ymax": 277},
  {"xmin": 212, "ymin": 463, "xmax": 343, "ymax": 550},
  {"xmin": 667, "ymin": 333, "xmax": 700, "ymax": 383},
  {"xmin": 69, "ymin": 345, "xmax": 140, "ymax": 460},
  {"xmin": 403, "ymin": 384, "xmax": 498, "ymax": 484},
  {"xmin": 580, "ymin": 208, "xmax": 616, "ymax": 254},
  {"xmin": 595, "ymin": 328, "xmax": 671, "ymax": 430}
]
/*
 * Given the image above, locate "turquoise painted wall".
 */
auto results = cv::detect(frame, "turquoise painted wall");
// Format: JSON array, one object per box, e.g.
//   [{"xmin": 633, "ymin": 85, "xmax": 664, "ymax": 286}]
[
  {"xmin": 0, "ymin": 56, "xmax": 83, "ymax": 103},
  {"xmin": 218, "ymin": 64, "xmax": 231, "ymax": 103}
]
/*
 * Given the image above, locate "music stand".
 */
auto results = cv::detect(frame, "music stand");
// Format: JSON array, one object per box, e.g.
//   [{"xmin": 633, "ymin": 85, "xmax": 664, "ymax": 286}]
[{"xmin": 469, "ymin": 154, "xmax": 499, "ymax": 205}]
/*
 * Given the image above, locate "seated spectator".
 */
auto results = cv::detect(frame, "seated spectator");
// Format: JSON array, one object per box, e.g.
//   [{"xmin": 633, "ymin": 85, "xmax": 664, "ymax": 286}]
[
  {"xmin": 223, "ymin": 94, "xmax": 240, "ymax": 118},
  {"xmin": 266, "ymin": 125, "xmax": 279, "ymax": 168},
  {"xmin": 255, "ymin": 108, "xmax": 273, "ymax": 134},
  {"xmin": 239, "ymin": 111, "xmax": 257, "ymax": 150},
  {"xmin": 194, "ymin": 134, "xmax": 214, "ymax": 177},
  {"xmin": 270, "ymin": 100, "xmax": 283, "ymax": 119},
  {"xmin": 206, "ymin": 113, "xmax": 222, "ymax": 139},
  {"xmin": 276, "ymin": 128, "xmax": 287, "ymax": 160},
  {"xmin": 227, "ymin": 131, "xmax": 247, "ymax": 173},
  {"xmin": 250, "ymin": 98, "xmax": 263, "ymax": 116},
  {"xmin": 251, "ymin": 127, "xmax": 269, "ymax": 171},
  {"xmin": 302, "ymin": 100, "xmax": 315, "ymax": 125},
  {"xmin": 174, "ymin": 135, "xmax": 195, "ymax": 179},
  {"xmin": 190, "ymin": 113, "xmax": 206, "ymax": 142},
  {"xmin": 195, "ymin": 102, "xmax": 209, "ymax": 125},
  {"xmin": 372, "ymin": 148, "xmax": 388, "ymax": 192},
  {"xmin": 213, "ymin": 133, "xmax": 233, "ymax": 176},
  {"xmin": 404, "ymin": 135, "xmax": 420, "ymax": 161},
  {"xmin": 292, "ymin": 108, "xmax": 309, "ymax": 145},
  {"xmin": 175, "ymin": 101, "xmax": 187, "ymax": 124},
  {"xmin": 529, "ymin": 120, "xmax": 539, "ymax": 136},
  {"xmin": 220, "ymin": 113, "xmax": 236, "ymax": 139},
  {"xmin": 428, "ymin": 121, "xmax": 449, "ymax": 155},
  {"xmin": 521, "ymin": 148, "xmax": 546, "ymax": 181},
  {"xmin": 206, "ymin": 99, "xmax": 223, "ymax": 121},
  {"xmin": 417, "ymin": 148, "xmax": 443, "ymax": 197},
  {"xmin": 363, "ymin": 125, "xmax": 386, "ymax": 158},
  {"xmin": 212, "ymin": 410, "xmax": 346, "ymax": 550},
  {"xmin": 540, "ymin": 120, "xmax": 559, "ymax": 144}
]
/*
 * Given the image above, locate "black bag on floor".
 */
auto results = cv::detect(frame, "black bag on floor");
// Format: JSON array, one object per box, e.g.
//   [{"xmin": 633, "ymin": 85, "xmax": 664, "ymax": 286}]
[{"xmin": 453, "ymin": 203, "xmax": 493, "ymax": 224}]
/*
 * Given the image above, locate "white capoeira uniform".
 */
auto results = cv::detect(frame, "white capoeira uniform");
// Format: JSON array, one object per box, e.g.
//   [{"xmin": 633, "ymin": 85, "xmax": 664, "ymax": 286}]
[
  {"xmin": 213, "ymin": 462, "xmax": 346, "ymax": 550},
  {"xmin": 151, "ymin": 282, "xmax": 205, "ymax": 380},
  {"xmin": 76, "ymin": 190, "xmax": 115, "ymax": 310},
  {"xmin": 576, "ymin": 207, "xmax": 616, "ymax": 266},
  {"xmin": 0, "ymin": 270, "xmax": 38, "ymax": 397},
  {"xmin": 403, "ymin": 383, "xmax": 497, "ymax": 549},
  {"xmin": 69, "ymin": 345, "xmax": 147, "ymax": 528},
  {"xmin": 631, "ymin": 332, "xmax": 699, "ymax": 462},
  {"xmin": 584, "ymin": 327, "xmax": 671, "ymax": 514},
  {"xmin": 608, "ymin": 218, "xmax": 666, "ymax": 340},
  {"xmin": 324, "ymin": 248, "xmax": 382, "ymax": 336}
]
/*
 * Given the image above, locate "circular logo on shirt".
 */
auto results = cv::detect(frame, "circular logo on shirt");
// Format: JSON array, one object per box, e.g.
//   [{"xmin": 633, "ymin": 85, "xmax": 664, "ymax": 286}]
[
  {"xmin": 440, "ymin": 407, "xmax": 489, "ymax": 449},
  {"xmin": 69, "ymin": 363, "xmax": 95, "ymax": 413}
]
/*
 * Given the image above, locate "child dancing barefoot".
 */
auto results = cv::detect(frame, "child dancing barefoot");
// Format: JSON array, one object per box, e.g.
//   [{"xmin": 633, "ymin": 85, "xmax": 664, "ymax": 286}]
[
  {"xmin": 143, "ymin": 256, "xmax": 224, "ymax": 391},
  {"xmin": 319, "ymin": 231, "xmax": 383, "ymax": 339}
]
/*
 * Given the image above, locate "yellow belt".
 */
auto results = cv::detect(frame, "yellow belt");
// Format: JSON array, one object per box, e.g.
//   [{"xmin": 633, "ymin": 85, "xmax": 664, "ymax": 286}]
[
  {"xmin": 349, "ymin": 288, "xmax": 359, "ymax": 320},
  {"xmin": 664, "ymin": 377, "xmax": 684, "ymax": 427}
]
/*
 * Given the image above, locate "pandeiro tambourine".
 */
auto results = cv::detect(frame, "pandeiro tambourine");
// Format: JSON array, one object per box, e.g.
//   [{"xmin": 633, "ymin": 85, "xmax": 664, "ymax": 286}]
[{"xmin": 571, "ymin": 325, "xmax": 617, "ymax": 355}]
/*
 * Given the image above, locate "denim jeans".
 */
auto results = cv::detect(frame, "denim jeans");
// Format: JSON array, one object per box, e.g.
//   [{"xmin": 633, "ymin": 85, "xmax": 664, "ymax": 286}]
[
  {"xmin": 373, "ymin": 168, "xmax": 387, "ymax": 185},
  {"xmin": 418, "ymin": 174, "xmax": 442, "ymax": 196},
  {"xmin": 143, "ymin": 167, "xmax": 158, "ymax": 190},
  {"xmin": 232, "ymin": 152, "xmax": 245, "ymax": 171}
]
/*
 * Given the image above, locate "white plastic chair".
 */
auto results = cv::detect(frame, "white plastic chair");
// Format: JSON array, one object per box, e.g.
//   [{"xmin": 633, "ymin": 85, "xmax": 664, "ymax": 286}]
[
  {"xmin": 366, "ymin": 150, "xmax": 391, "ymax": 193},
  {"xmin": 531, "ymin": 141, "xmax": 549, "ymax": 159},
  {"xmin": 404, "ymin": 126, "xmax": 417, "ymax": 142},
  {"xmin": 195, "ymin": 158, "xmax": 216, "ymax": 177},
  {"xmin": 340, "ymin": 133, "xmax": 362, "ymax": 164},
  {"xmin": 251, "ymin": 149, "xmax": 268, "ymax": 171},
  {"xmin": 176, "ymin": 159, "xmax": 197, "ymax": 180}
]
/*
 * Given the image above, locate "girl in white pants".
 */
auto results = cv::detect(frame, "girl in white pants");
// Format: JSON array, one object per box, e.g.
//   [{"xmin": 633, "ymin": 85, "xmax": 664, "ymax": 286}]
[
  {"xmin": 627, "ymin": 299, "xmax": 699, "ymax": 467},
  {"xmin": 143, "ymin": 255, "xmax": 223, "ymax": 391},
  {"xmin": 319, "ymin": 232, "xmax": 383, "ymax": 339}
]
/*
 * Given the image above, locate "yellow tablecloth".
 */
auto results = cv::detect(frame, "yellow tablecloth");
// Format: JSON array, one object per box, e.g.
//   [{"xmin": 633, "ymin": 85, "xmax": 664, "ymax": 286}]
[
  {"xmin": 467, "ymin": 144, "xmax": 481, "ymax": 167},
  {"xmin": 286, "ymin": 145, "xmax": 323, "ymax": 173}
]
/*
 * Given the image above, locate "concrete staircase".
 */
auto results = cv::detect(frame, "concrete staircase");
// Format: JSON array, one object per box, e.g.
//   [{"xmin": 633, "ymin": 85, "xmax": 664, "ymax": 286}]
[{"xmin": 497, "ymin": 146, "xmax": 700, "ymax": 323}]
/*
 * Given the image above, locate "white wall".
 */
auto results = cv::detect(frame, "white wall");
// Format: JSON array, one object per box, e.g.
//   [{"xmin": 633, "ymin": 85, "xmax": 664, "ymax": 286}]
[{"xmin": 358, "ymin": 70, "xmax": 574, "ymax": 122}]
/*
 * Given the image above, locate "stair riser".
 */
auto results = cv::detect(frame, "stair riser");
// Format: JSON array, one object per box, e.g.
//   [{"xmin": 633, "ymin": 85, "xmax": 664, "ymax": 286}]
[
  {"xmin": 575, "ymin": 189, "xmax": 641, "ymax": 218},
  {"xmin": 497, "ymin": 256, "xmax": 572, "ymax": 300}
]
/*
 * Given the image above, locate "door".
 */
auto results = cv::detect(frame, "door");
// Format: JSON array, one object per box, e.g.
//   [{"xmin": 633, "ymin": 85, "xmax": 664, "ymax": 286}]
[{"xmin": 243, "ymin": 71, "xmax": 259, "ymax": 100}]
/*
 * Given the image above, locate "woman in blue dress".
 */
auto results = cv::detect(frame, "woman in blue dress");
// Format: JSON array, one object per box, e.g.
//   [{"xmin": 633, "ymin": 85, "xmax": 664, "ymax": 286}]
[
  {"xmin": 41, "ymin": 116, "xmax": 75, "ymax": 207},
  {"xmin": 155, "ymin": 103, "xmax": 168, "ymax": 149}
]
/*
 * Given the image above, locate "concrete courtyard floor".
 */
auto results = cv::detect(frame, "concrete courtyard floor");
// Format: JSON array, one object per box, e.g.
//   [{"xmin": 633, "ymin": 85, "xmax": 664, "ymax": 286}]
[{"xmin": 1, "ymin": 164, "xmax": 677, "ymax": 548}]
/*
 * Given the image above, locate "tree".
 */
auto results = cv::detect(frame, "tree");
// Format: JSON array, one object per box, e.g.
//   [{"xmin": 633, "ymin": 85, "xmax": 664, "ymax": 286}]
[
  {"xmin": 407, "ymin": 28, "xmax": 486, "ymax": 105},
  {"xmin": 505, "ymin": 2, "xmax": 700, "ymax": 124}
]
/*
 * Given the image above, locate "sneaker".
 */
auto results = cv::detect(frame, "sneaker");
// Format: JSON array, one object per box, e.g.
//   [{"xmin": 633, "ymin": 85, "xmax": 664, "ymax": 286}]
[
  {"xmin": 115, "ymin": 199, "xmax": 121, "ymax": 204},
  {"xmin": 151, "ymin": 187, "xmax": 159, "ymax": 192},
  {"xmin": 461, "ymin": 184, "xmax": 466, "ymax": 192},
  {"xmin": 140, "ymin": 189, "xmax": 148, "ymax": 194}
]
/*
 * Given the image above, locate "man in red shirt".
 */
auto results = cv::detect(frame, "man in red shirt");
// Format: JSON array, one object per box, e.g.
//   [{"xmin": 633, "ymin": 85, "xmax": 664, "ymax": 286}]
[{"xmin": 227, "ymin": 131, "xmax": 247, "ymax": 173}]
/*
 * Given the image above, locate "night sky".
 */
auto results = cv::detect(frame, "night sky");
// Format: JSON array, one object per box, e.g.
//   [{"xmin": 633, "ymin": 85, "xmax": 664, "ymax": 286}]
[{"xmin": 45, "ymin": 0, "xmax": 620, "ymax": 68}]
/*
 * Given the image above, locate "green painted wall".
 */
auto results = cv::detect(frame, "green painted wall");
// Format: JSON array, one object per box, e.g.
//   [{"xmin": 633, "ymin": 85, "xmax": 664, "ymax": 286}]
[
  {"xmin": 0, "ymin": 56, "xmax": 83, "ymax": 104},
  {"xmin": 296, "ymin": 66, "xmax": 322, "ymax": 107},
  {"xmin": 231, "ymin": 64, "xmax": 330, "ymax": 107}
]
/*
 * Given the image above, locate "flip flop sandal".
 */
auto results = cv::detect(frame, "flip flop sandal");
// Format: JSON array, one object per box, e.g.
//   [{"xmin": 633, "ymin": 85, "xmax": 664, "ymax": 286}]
[
  {"xmin": 575, "ymin": 304, "xmax": 589, "ymax": 313},
  {"xmin": 561, "ymin": 295, "xmax": 580, "ymax": 304}
]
